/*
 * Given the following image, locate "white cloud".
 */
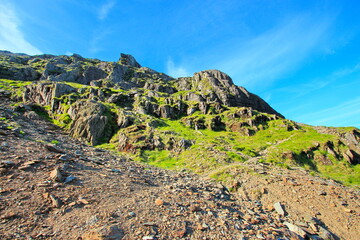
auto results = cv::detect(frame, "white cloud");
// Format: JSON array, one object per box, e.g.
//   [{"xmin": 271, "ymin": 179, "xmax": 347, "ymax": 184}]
[
  {"xmin": 297, "ymin": 97, "xmax": 360, "ymax": 128},
  {"xmin": 0, "ymin": 1, "xmax": 41, "ymax": 55},
  {"xmin": 166, "ymin": 58, "xmax": 190, "ymax": 78},
  {"xmin": 218, "ymin": 14, "xmax": 333, "ymax": 88},
  {"xmin": 98, "ymin": 0, "xmax": 116, "ymax": 21}
]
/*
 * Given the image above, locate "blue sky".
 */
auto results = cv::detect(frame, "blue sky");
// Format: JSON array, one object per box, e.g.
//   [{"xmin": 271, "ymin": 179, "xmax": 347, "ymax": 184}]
[{"xmin": 0, "ymin": 0, "xmax": 359, "ymax": 128}]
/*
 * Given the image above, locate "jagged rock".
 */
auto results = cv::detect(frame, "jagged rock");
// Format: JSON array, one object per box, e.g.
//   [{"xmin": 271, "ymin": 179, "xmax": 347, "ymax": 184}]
[
  {"xmin": 68, "ymin": 100, "xmax": 112, "ymax": 145},
  {"xmin": 23, "ymin": 82, "xmax": 54, "ymax": 106},
  {"xmin": 72, "ymin": 53, "xmax": 86, "ymax": 62},
  {"xmin": 41, "ymin": 62, "xmax": 65, "ymax": 79},
  {"xmin": 119, "ymin": 53, "xmax": 141, "ymax": 68},
  {"xmin": 53, "ymin": 83, "xmax": 77, "ymax": 98},
  {"xmin": 50, "ymin": 168, "xmax": 63, "ymax": 182},
  {"xmin": 318, "ymin": 226, "xmax": 336, "ymax": 240},
  {"xmin": 45, "ymin": 144, "xmax": 65, "ymax": 153},
  {"xmin": 178, "ymin": 70, "xmax": 284, "ymax": 117},
  {"xmin": 107, "ymin": 93, "xmax": 134, "ymax": 107},
  {"xmin": 90, "ymin": 79, "xmax": 103, "ymax": 87},
  {"xmin": 174, "ymin": 139, "xmax": 192, "ymax": 151},
  {"xmin": 107, "ymin": 63, "xmax": 131, "ymax": 88},
  {"xmin": 117, "ymin": 110, "xmax": 135, "ymax": 128},
  {"xmin": 82, "ymin": 225, "xmax": 124, "ymax": 240},
  {"xmin": 184, "ymin": 92, "xmax": 205, "ymax": 102},
  {"xmin": 24, "ymin": 111, "xmax": 42, "ymax": 120},
  {"xmin": 159, "ymin": 105, "xmax": 175, "ymax": 119},
  {"xmin": 207, "ymin": 116, "xmax": 225, "ymax": 131},
  {"xmin": 274, "ymin": 202, "xmax": 286, "ymax": 216},
  {"xmin": 49, "ymin": 194, "xmax": 62, "ymax": 208},
  {"xmin": 83, "ymin": 66, "xmax": 107, "ymax": 84},
  {"xmin": 284, "ymin": 222, "xmax": 307, "ymax": 238},
  {"xmin": 343, "ymin": 149, "xmax": 360, "ymax": 164},
  {"xmin": 12, "ymin": 67, "xmax": 40, "ymax": 81},
  {"xmin": 145, "ymin": 82, "xmax": 176, "ymax": 94}
]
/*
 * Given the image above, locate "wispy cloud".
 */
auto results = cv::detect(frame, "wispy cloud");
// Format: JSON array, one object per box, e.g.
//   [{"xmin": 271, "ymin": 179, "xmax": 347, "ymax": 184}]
[
  {"xmin": 273, "ymin": 62, "xmax": 360, "ymax": 100},
  {"xmin": 297, "ymin": 97, "xmax": 360, "ymax": 128},
  {"xmin": 0, "ymin": 1, "xmax": 41, "ymax": 54},
  {"xmin": 296, "ymin": 63, "xmax": 360, "ymax": 97},
  {"xmin": 166, "ymin": 58, "xmax": 190, "ymax": 78},
  {"xmin": 98, "ymin": 0, "xmax": 116, "ymax": 21},
  {"xmin": 218, "ymin": 14, "xmax": 333, "ymax": 88}
]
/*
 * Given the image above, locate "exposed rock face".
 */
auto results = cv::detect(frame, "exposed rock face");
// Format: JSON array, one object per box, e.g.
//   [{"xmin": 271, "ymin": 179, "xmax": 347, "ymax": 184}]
[
  {"xmin": 6, "ymin": 51, "xmax": 288, "ymax": 149},
  {"xmin": 23, "ymin": 82, "xmax": 54, "ymax": 106},
  {"xmin": 117, "ymin": 124, "xmax": 192, "ymax": 153},
  {"xmin": 13, "ymin": 67, "xmax": 40, "ymax": 81},
  {"xmin": 178, "ymin": 70, "xmax": 283, "ymax": 117},
  {"xmin": 68, "ymin": 100, "xmax": 113, "ymax": 145},
  {"xmin": 83, "ymin": 66, "xmax": 107, "ymax": 84},
  {"xmin": 119, "ymin": 53, "xmax": 141, "ymax": 68}
]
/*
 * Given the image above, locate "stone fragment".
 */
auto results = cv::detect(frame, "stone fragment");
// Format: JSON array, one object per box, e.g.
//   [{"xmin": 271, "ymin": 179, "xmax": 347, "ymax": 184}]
[
  {"xmin": 59, "ymin": 154, "xmax": 72, "ymax": 161},
  {"xmin": 86, "ymin": 215, "xmax": 99, "ymax": 226},
  {"xmin": 318, "ymin": 191, "xmax": 327, "ymax": 196},
  {"xmin": 0, "ymin": 129, "xmax": 9, "ymax": 135},
  {"xmin": 273, "ymin": 202, "xmax": 286, "ymax": 216},
  {"xmin": 142, "ymin": 236, "xmax": 155, "ymax": 240},
  {"xmin": 284, "ymin": 222, "xmax": 307, "ymax": 238},
  {"xmin": 1, "ymin": 161, "xmax": 14, "ymax": 168},
  {"xmin": 45, "ymin": 144, "xmax": 65, "ymax": 153},
  {"xmin": 74, "ymin": 150, "xmax": 83, "ymax": 156},
  {"xmin": 1, "ymin": 211, "xmax": 17, "ymax": 219},
  {"xmin": 196, "ymin": 223, "xmax": 208, "ymax": 231},
  {"xmin": 173, "ymin": 228, "xmax": 186, "ymax": 238},
  {"xmin": 19, "ymin": 160, "xmax": 38, "ymax": 170},
  {"xmin": 49, "ymin": 194, "xmax": 62, "ymax": 208},
  {"xmin": 155, "ymin": 198, "xmax": 163, "ymax": 206},
  {"xmin": 78, "ymin": 197, "xmax": 90, "ymax": 205},
  {"xmin": 309, "ymin": 222, "xmax": 318, "ymax": 232},
  {"xmin": 64, "ymin": 175, "xmax": 76, "ymax": 183},
  {"xmin": 318, "ymin": 226, "xmax": 336, "ymax": 240},
  {"xmin": 344, "ymin": 208, "xmax": 354, "ymax": 213},
  {"xmin": 189, "ymin": 204, "xmax": 201, "ymax": 212},
  {"xmin": 143, "ymin": 222, "xmax": 156, "ymax": 227},
  {"xmin": 82, "ymin": 225, "xmax": 124, "ymax": 240},
  {"xmin": 50, "ymin": 168, "xmax": 63, "ymax": 182}
]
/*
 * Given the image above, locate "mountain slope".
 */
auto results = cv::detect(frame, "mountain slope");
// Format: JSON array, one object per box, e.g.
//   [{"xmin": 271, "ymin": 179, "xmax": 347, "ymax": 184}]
[
  {"xmin": 0, "ymin": 50, "xmax": 359, "ymax": 239},
  {"xmin": 1, "ymin": 50, "xmax": 359, "ymax": 187},
  {"xmin": 1, "ymin": 87, "xmax": 359, "ymax": 239}
]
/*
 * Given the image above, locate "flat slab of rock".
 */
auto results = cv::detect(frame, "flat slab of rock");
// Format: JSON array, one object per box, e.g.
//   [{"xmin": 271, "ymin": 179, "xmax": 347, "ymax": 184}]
[
  {"xmin": 82, "ymin": 225, "xmax": 124, "ymax": 240},
  {"xmin": 274, "ymin": 202, "xmax": 286, "ymax": 216},
  {"xmin": 284, "ymin": 222, "xmax": 307, "ymax": 238}
]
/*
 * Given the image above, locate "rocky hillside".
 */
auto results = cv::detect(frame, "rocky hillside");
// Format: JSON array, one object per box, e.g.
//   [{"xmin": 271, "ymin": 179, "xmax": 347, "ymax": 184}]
[
  {"xmin": 0, "ymin": 50, "xmax": 359, "ymax": 239},
  {"xmin": 1, "ymin": 50, "xmax": 359, "ymax": 186}
]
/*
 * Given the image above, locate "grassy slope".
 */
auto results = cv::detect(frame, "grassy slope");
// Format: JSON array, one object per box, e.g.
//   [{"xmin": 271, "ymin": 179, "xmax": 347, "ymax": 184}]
[
  {"xmin": 138, "ymin": 119, "xmax": 360, "ymax": 187},
  {"xmin": 1, "ymin": 78, "xmax": 359, "ymax": 187}
]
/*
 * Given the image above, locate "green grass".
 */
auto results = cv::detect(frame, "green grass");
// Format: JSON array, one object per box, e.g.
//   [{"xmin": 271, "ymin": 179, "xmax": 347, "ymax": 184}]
[
  {"xmin": 319, "ymin": 162, "xmax": 360, "ymax": 187},
  {"xmin": 124, "ymin": 116, "xmax": 360, "ymax": 187},
  {"xmin": 139, "ymin": 150, "xmax": 184, "ymax": 169}
]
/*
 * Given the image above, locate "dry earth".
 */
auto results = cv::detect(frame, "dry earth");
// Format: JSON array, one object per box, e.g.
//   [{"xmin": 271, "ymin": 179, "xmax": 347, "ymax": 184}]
[{"xmin": 0, "ymin": 93, "xmax": 359, "ymax": 239}]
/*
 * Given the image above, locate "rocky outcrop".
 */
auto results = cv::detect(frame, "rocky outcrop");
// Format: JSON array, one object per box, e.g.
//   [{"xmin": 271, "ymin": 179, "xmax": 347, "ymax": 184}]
[
  {"xmin": 23, "ymin": 82, "xmax": 54, "ymax": 106},
  {"xmin": 119, "ymin": 53, "xmax": 141, "ymax": 68},
  {"xmin": 177, "ymin": 70, "xmax": 283, "ymax": 118},
  {"xmin": 68, "ymin": 100, "xmax": 114, "ymax": 145},
  {"xmin": 117, "ymin": 124, "xmax": 192, "ymax": 153},
  {"xmin": 6, "ymin": 51, "xmax": 290, "ymax": 150},
  {"xmin": 83, "ymin": 66, "xmax": 107, "ymax": 84}
]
